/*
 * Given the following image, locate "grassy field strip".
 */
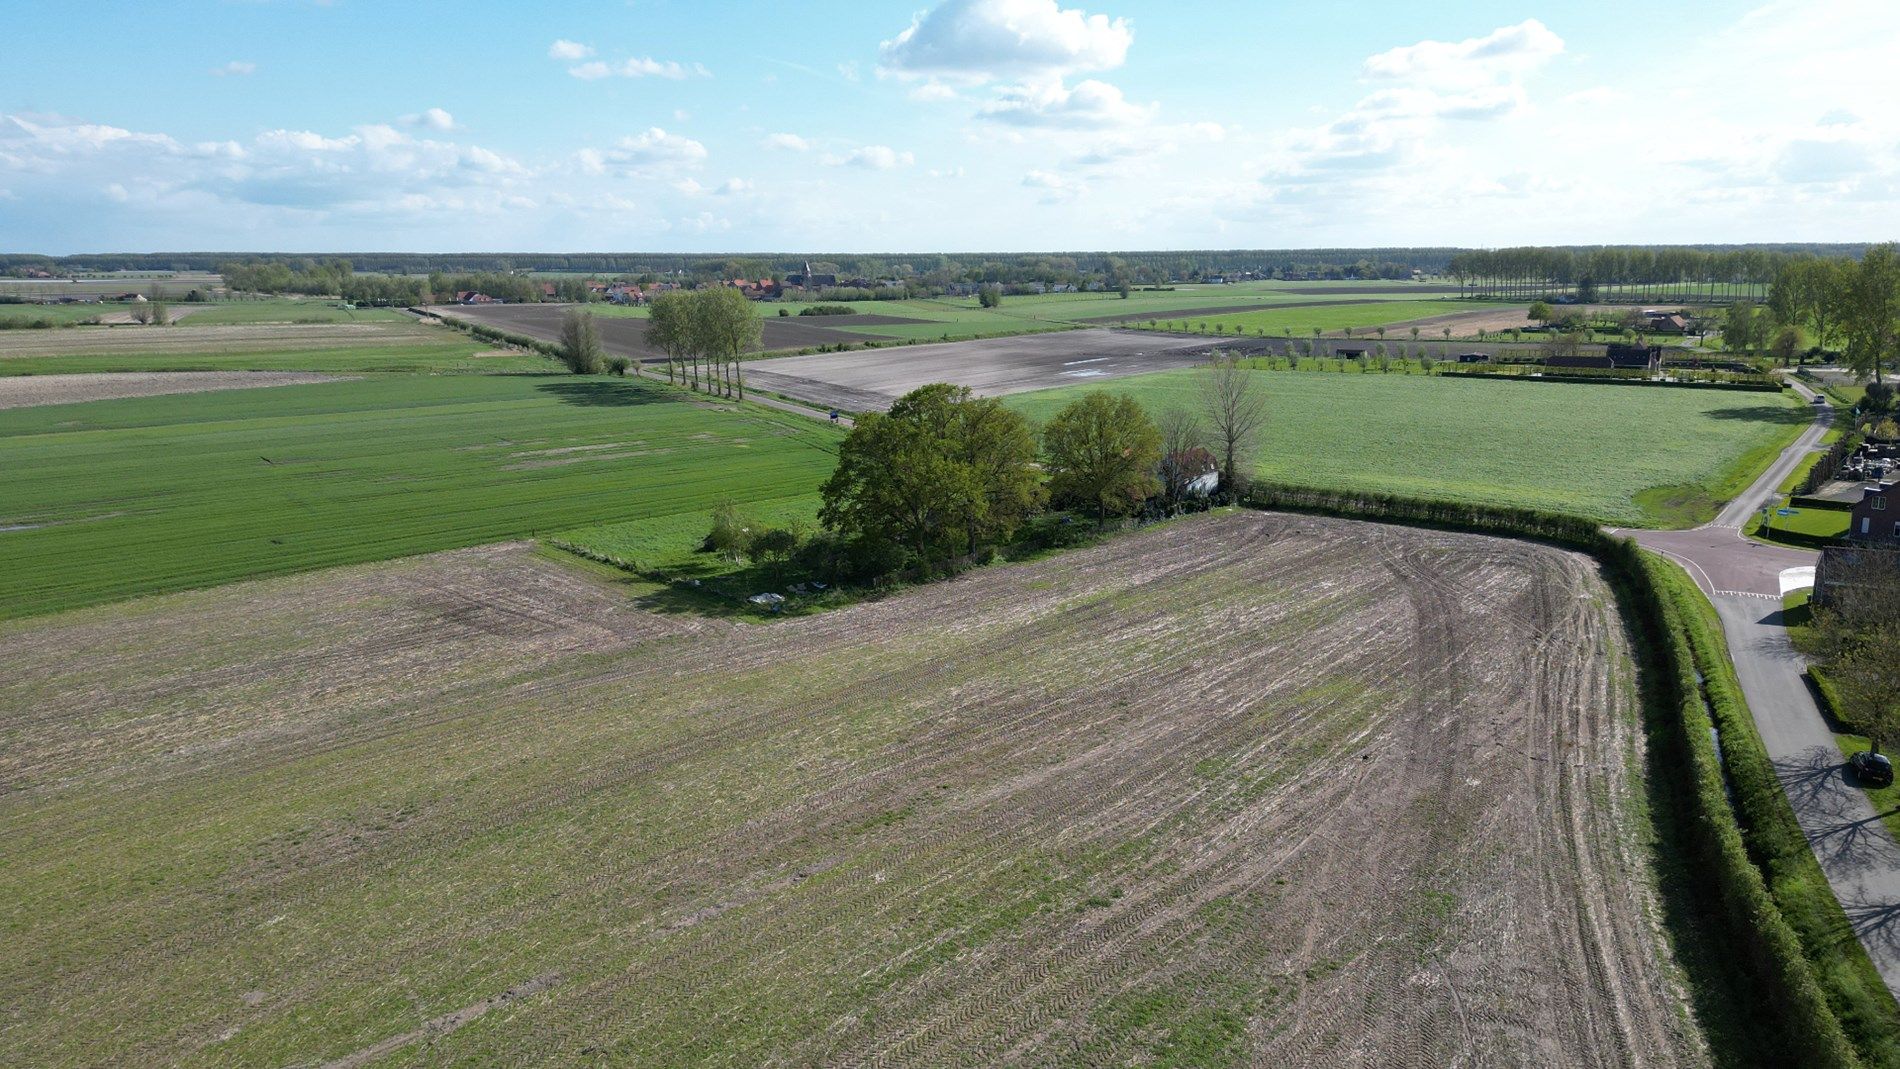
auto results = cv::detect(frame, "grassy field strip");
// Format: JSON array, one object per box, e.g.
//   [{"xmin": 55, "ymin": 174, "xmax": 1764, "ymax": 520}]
[
  {"xmin": 0, "ymin": 342, "xmax": 545, "ymax": 376},
  {"xmin": 558, "ymin": 493, "xmax": 820, "ymax": 572},
  {"xmin": 1004, "ymin": 369, "xmax": 1808, "ymax": 526},
  {"xmin": 1125, "ymin": 299, "xmax": 1500, "ymax": 336},
  {"xmin": 0, "ymin": 375, "xmax": 841, "ymax": 619}
]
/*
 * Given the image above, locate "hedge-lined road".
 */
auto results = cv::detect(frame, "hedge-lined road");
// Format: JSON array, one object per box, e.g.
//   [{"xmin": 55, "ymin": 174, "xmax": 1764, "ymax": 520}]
[
  {"xmin": 1624, "ymin": 381, "xmax": 1900, "ymax": 996},
  {"xmin": 1714, "ymin": 594, "xmax": 1900, "ymax": 994}
]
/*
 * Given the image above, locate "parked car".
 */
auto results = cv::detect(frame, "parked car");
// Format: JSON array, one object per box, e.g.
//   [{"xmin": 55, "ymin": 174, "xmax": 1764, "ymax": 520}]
[{"xmin": 1850, "ymin": 750, "xmax": 1893, "ymax": 788}]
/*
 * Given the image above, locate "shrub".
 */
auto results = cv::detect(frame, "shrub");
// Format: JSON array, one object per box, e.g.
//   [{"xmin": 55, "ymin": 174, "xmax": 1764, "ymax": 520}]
[
  {"xmin": 703, "ymin": 502, "xmax": 756, "ymax": 561},
  {"xmin": 558, "ymin": 309, "xmax": 605, "ymax": 375},
  {"xmin": 605, "ymin": 356, "xmax": 631, "ymax": 376},
  {"xmin": 798, "ymin": 304, "xmax": 856, "ymax": 317}
]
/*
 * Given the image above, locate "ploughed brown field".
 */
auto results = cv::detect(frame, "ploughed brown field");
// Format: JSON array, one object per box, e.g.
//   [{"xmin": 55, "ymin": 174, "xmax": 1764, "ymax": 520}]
[{"xmin": 0, "ymin": 511, "xmax": 1704, "ymax": 1066}]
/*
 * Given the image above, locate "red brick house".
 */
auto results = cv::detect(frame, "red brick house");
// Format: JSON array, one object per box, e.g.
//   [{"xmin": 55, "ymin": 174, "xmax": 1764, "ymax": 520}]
[{"xmin": 1848, "ymin": 479, "xmax": 1899, "ymax": 545}]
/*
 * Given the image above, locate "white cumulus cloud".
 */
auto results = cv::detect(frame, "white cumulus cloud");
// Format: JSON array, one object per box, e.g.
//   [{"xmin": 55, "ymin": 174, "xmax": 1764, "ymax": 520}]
[
  {"xmin": 548, "ymin": 39, "xmax": 594, "ymax": 61},
  {"xmin": 584, "ymin": 127, "xmax": 708, "ymax": 176},
  {"xmin": 763, "ymin": 132, "xmax": 811, "ymax": 151},
  {"xmin": 212, "ymin": 60, "xmax": 256, "ymax": 77},
  {"xmin": 879, "ymin": 0, "xmax": 1132, "ymax": 82},
  {"xmin": 821, "ymin": 145, "xmax": 915, "ymax": 170},
  {"xmin": 980, "ymin": 77, "xmax": 1153, "ymax": 128},
  {"xmin": 1363, "ymin": 18, "xmax": 1563, "ymax": 85}
]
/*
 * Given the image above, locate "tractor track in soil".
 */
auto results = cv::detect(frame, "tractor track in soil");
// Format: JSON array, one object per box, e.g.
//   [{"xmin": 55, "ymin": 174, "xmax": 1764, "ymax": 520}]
[{"xmin": 0, "ymin": 512, "xmax": 1704, "ymax": 1066}]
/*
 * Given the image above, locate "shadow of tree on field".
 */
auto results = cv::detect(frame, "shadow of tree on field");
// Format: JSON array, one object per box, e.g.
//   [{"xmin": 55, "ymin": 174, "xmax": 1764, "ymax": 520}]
[
  {"xmin": 1843, "ymin": 899, "xmax": 1900, "ymax": 956},
  {"xmin": 534, "ymin": 380, "xmax": 667, "ymax": 407},
  {"xmin": 1701, "ymin": 404, "xmax": 1816, "ymax": 426}
]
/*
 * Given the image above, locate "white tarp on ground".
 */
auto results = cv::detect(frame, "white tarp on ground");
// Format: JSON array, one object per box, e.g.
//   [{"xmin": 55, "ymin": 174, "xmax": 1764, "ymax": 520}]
[{"xmin": 1780, "ymin": 566, "xmax": 1816, "ymax": 596}]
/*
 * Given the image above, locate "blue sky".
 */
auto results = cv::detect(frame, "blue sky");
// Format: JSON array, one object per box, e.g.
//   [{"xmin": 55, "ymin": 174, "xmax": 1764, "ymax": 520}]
[{"xmin": 4, "ymin": 0, "xmax": 1896, "ymax": 253}]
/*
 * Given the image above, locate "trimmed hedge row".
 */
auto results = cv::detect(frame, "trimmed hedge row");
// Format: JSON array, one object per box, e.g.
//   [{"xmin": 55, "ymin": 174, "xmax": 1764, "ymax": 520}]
[
  {"xmin": 1238, "ymin": 482, "xmax": 1873, "ymax": 1066},
  {"xmin": 1649, "ymin": 563, "xmax": 1897, "ymax": 1066},
  {"xmin": 1435, "ymin": 369, "xmax": 1783, "ymax": 392},
  {"xmin": 1791, "ymin": 496, "xmax": 1858, "ymax": 512}
]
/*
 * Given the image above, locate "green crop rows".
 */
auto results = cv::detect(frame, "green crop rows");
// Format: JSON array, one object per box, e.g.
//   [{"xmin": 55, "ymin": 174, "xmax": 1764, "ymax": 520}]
[{"xmin": 0, "ymin": 374, "xmax": 842, "ymax": 619}]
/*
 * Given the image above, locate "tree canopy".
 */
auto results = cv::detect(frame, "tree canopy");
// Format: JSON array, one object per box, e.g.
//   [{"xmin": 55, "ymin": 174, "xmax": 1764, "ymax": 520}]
[
  {"xmin": 819, "ymin": 384, "xmax": 1041, "ymax": 567},
  {"xmin": 1042, "ymin": 392, "xmax": 1162, "ymax": 524}
]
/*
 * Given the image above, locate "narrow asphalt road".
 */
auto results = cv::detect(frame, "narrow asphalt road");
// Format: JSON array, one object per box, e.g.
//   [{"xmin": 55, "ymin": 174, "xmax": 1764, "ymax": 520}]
[
  {"xmin": 1624, "ymin": 381, "xmax": 1900, "ymax": 996},
  {"xmin": 1713, "ymin": 594, "xmax": 1900, "ymax": 994}
]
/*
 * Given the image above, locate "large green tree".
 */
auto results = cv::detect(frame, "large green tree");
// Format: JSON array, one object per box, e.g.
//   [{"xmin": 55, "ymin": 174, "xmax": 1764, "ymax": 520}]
[
  {"xmin": 690, "ymin": 286, "xmax": 763, "ymax": 399},
  {"xmin": 558, "ymin": 309, "xmax": 604, "ymax": 375},
  {"xmin": 1841, "ymin": 244, "xmax": 1899, "ymax": 385},
  {"xmin": 1042, "ymin": 392, "xmax": 1162, "ymax": 524},
  {"xmin": 819, "ymin": 383, "xmax": 1041, "ymax": 566},
  {"xmin": 1818, "ymin": 550, "xmax": 1900, "ymax": 752},
  {"xmin": 645, "ymin": 290, "xmax": 696, "ymax": 387}
]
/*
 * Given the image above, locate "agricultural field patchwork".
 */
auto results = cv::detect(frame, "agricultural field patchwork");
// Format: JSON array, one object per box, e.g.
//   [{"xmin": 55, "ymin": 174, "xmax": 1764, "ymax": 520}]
[
  {"xmin": 1006, "ymin": 369, "xmax": 1809, "ymax": 526},
  {"xmin": 444, "ymin": 284, "xmax": 1467, "ymax": 352},
  {"xmin": 0, "ymin": 511, "xmax": 1705, "ymax": 1066},
  {"xmin": 0, "ymin": 374, "xmax": 841, "ymax": 619},
  {"xmin": 0, "ymin": 320, "xmax": 536, "ymax": 375}
]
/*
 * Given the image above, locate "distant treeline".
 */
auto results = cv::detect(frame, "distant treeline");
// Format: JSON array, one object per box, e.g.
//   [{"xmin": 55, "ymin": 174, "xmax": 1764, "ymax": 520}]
[
  {"xmin": 219, "ymin": 259, "xmax": 605, "ymax": 305},
  {"xmin": 1446, "ymin": 245, "xmax": 1874, "ymax": 302},
  {"xmin": 0, "ymin": 243, "xmax": 1869, "ymax": 292},
  {"xmin": 4, "ymin": 248, "xmax": 1466, "ymax": 279}
]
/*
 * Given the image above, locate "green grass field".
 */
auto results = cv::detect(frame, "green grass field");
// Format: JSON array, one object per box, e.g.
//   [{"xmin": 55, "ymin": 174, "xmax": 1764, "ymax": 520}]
[
  {"xmin": 1004, "ymin": 370, "xmax": 1807, "ymax": 526},
  {"xmin": 1751, "ymin": 506, "xmax": 1850, "ymax": 545},
  {"xmin": 181, "ymin": 300, "xmax": 411, "ymax": 325},
  {"xmin": 0, "ymin": 341, "xmax": 551, "ymax": 376},
  {"xmin": 0, "ymin": 304, "xmax": 111, "ymax": 327},
  {"xmin": 0, "ymin": 298, "xmax": 406, "ymax": 328},
  {"xmin": 0, "ymin": 375, "xmax": 842, "ymax": 619},
  {"xmin": 1125, "ymin": 299, "xmax": 1482, "ymax": 337}
]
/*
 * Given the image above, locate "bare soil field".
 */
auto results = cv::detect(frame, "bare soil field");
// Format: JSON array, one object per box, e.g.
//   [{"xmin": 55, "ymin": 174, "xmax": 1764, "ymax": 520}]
[
  {"xmin": 0, "ymin": 512, "xmax": 1705, "ymax": 1066},
  {"xmin": 0, "ymin": 370, "xmax": 342, "ymax": 409},
  {"xmin": 0, "ymin": 321, "xmax": 439, "ymax": 358},
  {"xmin": 744, "ymin": 328, "xmax": 1219, "ymax": 410},
  {"xmin": 430, "ymin": 303, "xmax": 920, "ymax": 359}
]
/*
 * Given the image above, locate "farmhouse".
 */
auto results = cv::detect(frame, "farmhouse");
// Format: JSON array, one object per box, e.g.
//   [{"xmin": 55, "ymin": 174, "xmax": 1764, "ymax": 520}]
[
  {"xmin": 1847, "ymin": 478, "xmax": 1899, "ymax": 544},
  {"xmin": 1164, "ymin": 446, "xmax": 1220, "ymax": 497},
  {"xmin": 1814, "ymin": 543, "xmax": 1900, "ymax": 607}
]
